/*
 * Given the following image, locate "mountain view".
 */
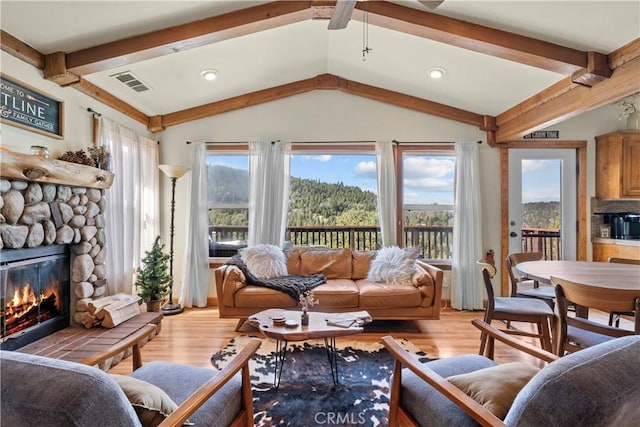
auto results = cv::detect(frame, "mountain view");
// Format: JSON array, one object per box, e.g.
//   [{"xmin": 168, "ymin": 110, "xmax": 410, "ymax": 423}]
[{"xmin": 208, "ymin": 164, "xmax": 560, "ymax": 230}]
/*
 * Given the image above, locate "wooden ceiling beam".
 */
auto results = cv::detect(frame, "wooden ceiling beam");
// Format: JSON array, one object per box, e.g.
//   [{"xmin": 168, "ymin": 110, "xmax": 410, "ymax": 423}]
[
  {"xmin": 160, "ymin": 73, "xmax": 485, "ymax": 131},
  {"xmin": 355, "ymin": 1, "xmax": 593, "ymax": 76},
  {"xmin": 70, "ymin": 78, "xmax": 150, "ymax": 127},
  {"xmin": 0, "ymin": 30, "xmax": 45, "ymax": 70},
  {"xmin": 65, "ymin": 1, "xmax": 325, "ymax": 76},
  {"xmin": 161, "ymin": 76, "xmax": 320, "ymax": 128},
  {"xmin": 495, "ymin": 55, "xmax": 640, "ymax": 142}
]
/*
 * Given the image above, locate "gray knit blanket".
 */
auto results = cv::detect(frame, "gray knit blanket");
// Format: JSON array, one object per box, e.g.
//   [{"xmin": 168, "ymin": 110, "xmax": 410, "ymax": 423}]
[{"xmin": 225, "ymin": 255, "xmax": 326, "ymax": 300}]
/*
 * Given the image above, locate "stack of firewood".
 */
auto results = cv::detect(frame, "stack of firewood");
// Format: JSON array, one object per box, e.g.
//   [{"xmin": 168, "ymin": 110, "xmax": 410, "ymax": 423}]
[{"xmin": 80, "ymin": 294, "xmax": 142, "ymax": 329}]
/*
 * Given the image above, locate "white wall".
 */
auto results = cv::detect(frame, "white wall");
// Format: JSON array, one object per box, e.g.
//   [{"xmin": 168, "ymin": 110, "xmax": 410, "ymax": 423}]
[{"xmin": 2, "ymin": 49, "xmax": 625, "ymax": 300}]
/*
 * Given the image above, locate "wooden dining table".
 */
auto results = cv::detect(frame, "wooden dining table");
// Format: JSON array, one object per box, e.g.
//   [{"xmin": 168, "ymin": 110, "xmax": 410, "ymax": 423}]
[
  {"xmin": 516, "ymin": 260, "xmax": 640, "ymax": 353},
  {"xmin": 516, "ymin": 260, "xmax": 640, "ymax": 320},
  {"xmin": 516, "ymin": 260, "xmax": 640, "ymax": 291}
]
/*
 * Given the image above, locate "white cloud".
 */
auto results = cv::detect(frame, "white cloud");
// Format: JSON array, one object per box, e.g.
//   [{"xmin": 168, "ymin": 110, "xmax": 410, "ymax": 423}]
[
  {"xmin": 521, "ymin": 159, "xmax": 547, "ymax": 172},
  {"xmin": 404, "ymin": 157, "xmax": 455, "ymax": 179},
  {"xmin": 354, "ymin": 160, "xmax": 377, "ymax": 178}
]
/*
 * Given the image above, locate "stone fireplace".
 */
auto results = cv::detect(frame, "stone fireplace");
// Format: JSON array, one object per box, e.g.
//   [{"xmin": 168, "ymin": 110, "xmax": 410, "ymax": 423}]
[{"xmin": 0, "ymin": 151, "xmax": 114, "ymax": 348}]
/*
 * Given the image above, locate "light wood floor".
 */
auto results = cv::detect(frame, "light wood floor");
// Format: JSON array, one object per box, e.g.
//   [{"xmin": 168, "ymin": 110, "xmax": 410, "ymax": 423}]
[{"xmin": 109, "ymin": 306, "xmax": 565, "ymax": 375}]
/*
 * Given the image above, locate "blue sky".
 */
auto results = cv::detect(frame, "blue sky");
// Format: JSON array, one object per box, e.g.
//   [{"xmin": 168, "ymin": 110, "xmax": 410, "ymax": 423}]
[
  {"xmin": 208, "ymin": 154, "xmax": 560, "ymax": 205},
  {"xmin": 522, "ymin": 159, "xmax": 561, "ymax": 203}
]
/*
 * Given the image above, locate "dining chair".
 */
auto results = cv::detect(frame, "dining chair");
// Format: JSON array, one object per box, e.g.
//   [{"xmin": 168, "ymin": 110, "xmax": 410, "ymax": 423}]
[
  {"xmin": 607, "ymin": 257, "xmax": 640, "ymax": 327},
  {"xmin": 551, "ymin": 275, "xmax": 639, "ymax": 356},
  {"xmin": 506, "ymin": 252, "xmax": 555, "ymax": 306},
  {"xmin": 477, "ymin": 260, "xmax": 554, "ymax": 354}
]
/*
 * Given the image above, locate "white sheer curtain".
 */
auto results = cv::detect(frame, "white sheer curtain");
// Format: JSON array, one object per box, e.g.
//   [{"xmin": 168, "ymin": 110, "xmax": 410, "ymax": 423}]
[
  {"xmin": 179, "ymin": 142, "xmax": 209, "ymax": 307},
  {"xmin": 375, "ymin": 141, "xmax": 397, "ymax": 247},
  {"xmin": 451, "ymin": 141, "xmax": 484, "ymax": 310},
  {"xmin": 100, "ymin": 116, "xmax": 159, "ymax": 295},
  {"xmin": 248, "ymin": 141, "xmax": 291, "ymax": 246}
]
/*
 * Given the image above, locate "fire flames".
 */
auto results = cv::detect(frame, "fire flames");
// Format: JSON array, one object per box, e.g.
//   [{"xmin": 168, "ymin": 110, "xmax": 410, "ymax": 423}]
[{"xmin": 3, "ymin": 282, "xmax": 60, "ymax": 322}]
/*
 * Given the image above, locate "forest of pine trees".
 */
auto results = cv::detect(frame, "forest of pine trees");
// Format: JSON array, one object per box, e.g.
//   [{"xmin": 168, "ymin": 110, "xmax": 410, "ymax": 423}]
[{"xmin": 207, "ymin": 164, "xmax": 559, "ymax": 230}]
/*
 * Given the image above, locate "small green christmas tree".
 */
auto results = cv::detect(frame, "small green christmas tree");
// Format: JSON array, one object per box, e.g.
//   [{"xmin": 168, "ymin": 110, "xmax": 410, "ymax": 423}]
[{"xmin": 136, "ymin": 236, "xmax": 173, "ymax": 302}]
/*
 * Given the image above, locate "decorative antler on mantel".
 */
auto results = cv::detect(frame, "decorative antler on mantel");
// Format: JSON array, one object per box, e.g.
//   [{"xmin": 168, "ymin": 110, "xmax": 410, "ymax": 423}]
[{"xmin": 0, "ymin": 150, "xmax": 114, "ymax": 189}]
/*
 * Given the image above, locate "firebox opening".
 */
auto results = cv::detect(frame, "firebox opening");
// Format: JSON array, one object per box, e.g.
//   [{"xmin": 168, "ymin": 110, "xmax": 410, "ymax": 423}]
[{"xmin": 1, "ymin": 245, "xmax": 70, "ymax": 350}]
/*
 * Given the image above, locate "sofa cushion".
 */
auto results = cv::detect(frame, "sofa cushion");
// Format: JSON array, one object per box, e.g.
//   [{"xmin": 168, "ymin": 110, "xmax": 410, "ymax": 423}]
[
  {"xmin": 352, "ymin": 250, "xmax": 376, "ymax": 280},
  {"xmin": 285, "ymin": 248, "xmax": 304, "ymax": 275},
  {"xmin": 234, "ymin": 285, "xmax": 297, "ymax": 308},
  {"xmin": 110, "ymin": 374, "xmax": 184, "ymax": 427},
  {"xmin": 367, "ymin": 246, "xmax": 418, "ymax": 285},
  {"xmin": 311, "ymin": 280, "xmax": 360, "ymax": 308},
  {"xmin": 299, "ymin": 248, "xmax": 352, "ymax": 279},
  {"xmin": 357, "ymin": 280, "xmax": 422, "ymax": 309},
  {"xmin": 239, "ymin": 244, "xmax": 287, "ymax": 279},
  {"xmin": 447, "ymin": 362, "xmax": 540, "ymax": 419}
]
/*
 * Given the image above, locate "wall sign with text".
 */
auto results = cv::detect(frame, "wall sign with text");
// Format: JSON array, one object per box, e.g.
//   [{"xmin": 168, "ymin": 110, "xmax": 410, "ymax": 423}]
[{"xmin": 0, "ymin": 74, "xmax": 64, "ymax": 139}]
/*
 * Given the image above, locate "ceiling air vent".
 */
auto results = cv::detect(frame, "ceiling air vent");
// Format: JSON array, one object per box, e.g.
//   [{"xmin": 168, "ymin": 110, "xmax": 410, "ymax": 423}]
[{"xmin": 110, "ymin": 71, "xmax": 150, "ymax": 92}]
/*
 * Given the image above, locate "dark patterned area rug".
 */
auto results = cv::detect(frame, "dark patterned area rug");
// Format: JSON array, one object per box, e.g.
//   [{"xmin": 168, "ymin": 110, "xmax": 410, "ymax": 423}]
[{"xmin": 211, "ymin": 336, "xmax": 433, "ymax": 427}]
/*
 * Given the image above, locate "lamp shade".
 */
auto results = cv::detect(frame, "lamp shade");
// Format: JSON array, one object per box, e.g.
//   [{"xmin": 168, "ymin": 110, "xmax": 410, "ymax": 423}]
[{"xmin": 159, "ymin": 164, "xmax": 189, "ymax": 178}]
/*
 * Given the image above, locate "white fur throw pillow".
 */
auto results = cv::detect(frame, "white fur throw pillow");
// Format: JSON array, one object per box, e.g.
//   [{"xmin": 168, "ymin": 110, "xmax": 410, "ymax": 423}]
[
  {"xmin": 239, "ymin": 244, "xmax": 288, "ymax": 279},
  {"xmin": 367, "ymin": 246, "xmax": 419, "ymax": 285}
]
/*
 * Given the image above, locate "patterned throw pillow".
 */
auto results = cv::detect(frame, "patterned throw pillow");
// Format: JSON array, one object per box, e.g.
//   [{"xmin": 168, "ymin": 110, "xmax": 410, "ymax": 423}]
[
  {"xmin": 366, "ymin": 246, "xmax": 419, "ymax": 285},
  {"xmin": 240, "ymin": 244, "xmax": 288, "ymax": 279}
]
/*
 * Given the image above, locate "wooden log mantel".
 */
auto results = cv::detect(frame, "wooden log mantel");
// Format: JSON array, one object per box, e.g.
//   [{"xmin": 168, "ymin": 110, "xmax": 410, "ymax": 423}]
[{"xmin": 0, "ymin": 149, "xmax": 114, "ymax": 189}]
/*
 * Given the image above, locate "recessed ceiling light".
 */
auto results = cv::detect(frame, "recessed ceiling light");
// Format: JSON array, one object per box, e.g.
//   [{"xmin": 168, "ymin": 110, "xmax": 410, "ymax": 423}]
[
  {"xmin": 200, "ymin": 69, "xmax": 219, "ymax": 81},
  {"xmin": 427, "ymin": 67, "xmax": 446, "ymax": 79}
]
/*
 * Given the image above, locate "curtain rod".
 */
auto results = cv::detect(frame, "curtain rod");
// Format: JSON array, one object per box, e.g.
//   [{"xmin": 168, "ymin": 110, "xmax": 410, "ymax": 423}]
[
  {"xmin": 392, "ymin": 140, "xmax": 482, "ymax": 144},
  {"xmin": 87, "ymin": 107, "xmax": 102, "ymax": 117},
  {"xmin": 186, "ymin": 141, "xmax": 249, "ymax": 145}
]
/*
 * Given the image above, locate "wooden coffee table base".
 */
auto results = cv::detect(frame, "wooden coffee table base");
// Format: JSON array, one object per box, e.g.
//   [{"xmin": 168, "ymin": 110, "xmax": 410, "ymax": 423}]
[{"xmin": 248, "ymin": 309, "xmax": 371, "ymax": 389}]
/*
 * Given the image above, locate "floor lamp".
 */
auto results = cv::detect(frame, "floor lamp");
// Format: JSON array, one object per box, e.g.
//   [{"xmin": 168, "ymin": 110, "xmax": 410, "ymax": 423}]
[{"xmin": 159, "ymin": 164, "xmax": 190, "ymax": 315}]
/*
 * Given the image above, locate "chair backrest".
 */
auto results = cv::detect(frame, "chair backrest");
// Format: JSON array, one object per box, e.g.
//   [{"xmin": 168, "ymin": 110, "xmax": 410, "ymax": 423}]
[
  {"xmin": 551, "ymin": 276, "xmax": 639, "ymax": 347},
  {"xmin": 0, "ymin": 350, "xmax": 141, "ymax": 427},
  {"xmin": 477, "ymin": 260, "xmax": 496, "ymax": 309},
  {"xmin": 505, "ymin": 335, "xmax": 640, "ymax": 426},
  {"xmin": 609, "ymin": 257, "xmax": 640, "ymax": 265},
  {"xmin": 506, "ymin": 252, "xmax": 543, "ymax": 296}
]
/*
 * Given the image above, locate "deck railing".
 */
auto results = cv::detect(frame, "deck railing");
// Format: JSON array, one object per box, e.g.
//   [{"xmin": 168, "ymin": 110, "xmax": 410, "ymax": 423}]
[
  {"xmin": 210, "ymin": 225, "xmax": 561, "ymax": 260},
  {"xmin": 520, "ymin": 228, "xmax": 562, "ymax": 260}
]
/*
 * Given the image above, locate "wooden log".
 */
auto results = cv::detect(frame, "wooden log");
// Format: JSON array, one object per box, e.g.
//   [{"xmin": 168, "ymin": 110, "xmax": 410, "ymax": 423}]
[
  {"xmin": 101, "ymin": 301, "xmax": 141, "ymax": 328},
  {"xmin": 0, "ymin": 150, "xmax": 114, "ymax": 189},
  {"xmin": 94, "ymin": 295, "xmax": 140, "ymax": 320},
  {"xmin": 87, "ymin": 295, "xmax": 121, "ymax": 315}
]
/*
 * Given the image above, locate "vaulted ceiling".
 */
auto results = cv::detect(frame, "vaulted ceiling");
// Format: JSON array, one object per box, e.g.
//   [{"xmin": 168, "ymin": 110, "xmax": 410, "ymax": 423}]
[{"xmin": 1, "ymin": 1, "xmax": 639, "ymax": 143}]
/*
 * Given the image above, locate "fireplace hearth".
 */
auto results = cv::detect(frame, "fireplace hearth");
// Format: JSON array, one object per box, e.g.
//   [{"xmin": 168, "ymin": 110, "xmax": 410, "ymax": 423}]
[{"xmin": 1, "ymin": 245, "xmax": 70, "ymax": 350}]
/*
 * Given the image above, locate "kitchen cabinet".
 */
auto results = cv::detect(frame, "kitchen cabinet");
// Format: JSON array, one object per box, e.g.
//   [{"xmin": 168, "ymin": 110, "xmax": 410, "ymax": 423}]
[
  {"xmin": 592, "ymin": 240, "xmax": 640, "ymax": 262},
  {"xmin": 595, "ymin": 130, "xmax": 640, "ymax": 199}
]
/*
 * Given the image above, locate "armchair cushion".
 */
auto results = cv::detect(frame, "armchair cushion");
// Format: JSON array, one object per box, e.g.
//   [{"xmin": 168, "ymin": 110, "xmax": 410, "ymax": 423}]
[
  {"xmin": 110, "ymin": 374, "xmax": 187, "ymax": 427},
  {"xmin": 401, "ymin": 354, "xmax": 497, "ymax": 427},
  {"xmin": 447, "ymin": 362, "xmax": 540, "ymax": 419},
  {"xmin": 131, "ymin": 361, "xmax": 243, "ymax": 427}
]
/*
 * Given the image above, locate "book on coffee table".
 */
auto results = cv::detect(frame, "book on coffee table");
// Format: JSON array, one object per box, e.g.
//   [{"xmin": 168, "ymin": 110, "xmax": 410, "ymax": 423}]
[{"xmin": 325, "ymin": 311, "xmax": 372, "ymax": 328}]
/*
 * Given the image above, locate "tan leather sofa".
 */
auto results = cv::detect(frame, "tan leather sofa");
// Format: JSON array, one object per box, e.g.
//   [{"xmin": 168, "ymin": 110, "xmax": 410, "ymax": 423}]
[{"xmin": 215, "ymin": 247, "xmax": 443, "ymax": 321}]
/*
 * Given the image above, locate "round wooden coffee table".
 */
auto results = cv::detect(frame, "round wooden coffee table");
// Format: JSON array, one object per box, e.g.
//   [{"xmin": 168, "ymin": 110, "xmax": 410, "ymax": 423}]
[{"xmin": 247, "ymin": 309, "xmax": 371, "ymax": 388}]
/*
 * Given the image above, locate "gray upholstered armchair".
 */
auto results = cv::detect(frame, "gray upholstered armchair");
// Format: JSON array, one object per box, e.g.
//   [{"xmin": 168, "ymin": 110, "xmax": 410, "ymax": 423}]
[
  {"xmin": 1, "ymin": 324, "xmax": 260, "ymax": 427},
  {"xmin": 383, "ymin": 319, "xmax": 640, "ymax": 426}
]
